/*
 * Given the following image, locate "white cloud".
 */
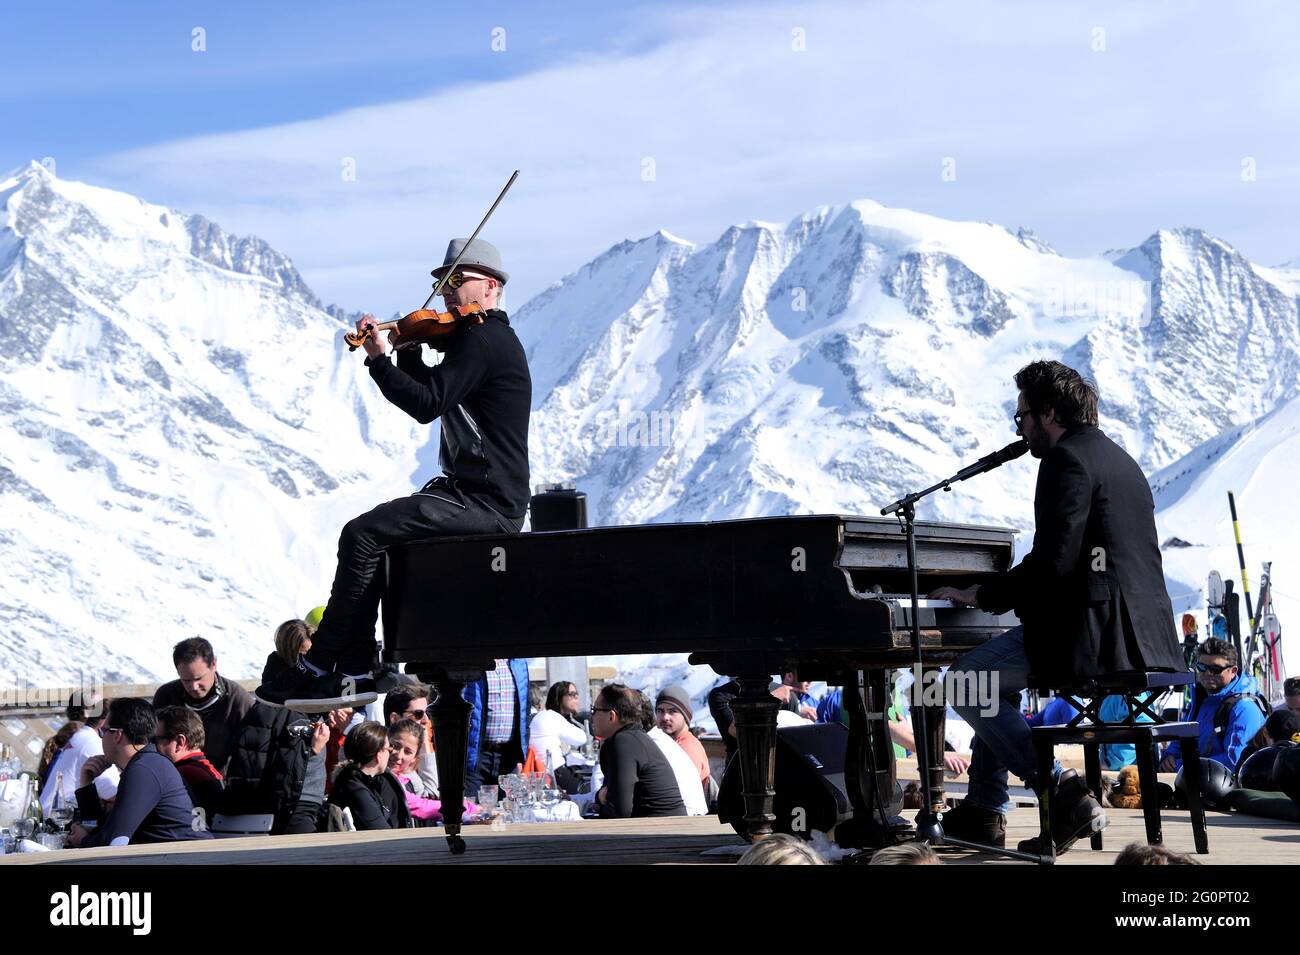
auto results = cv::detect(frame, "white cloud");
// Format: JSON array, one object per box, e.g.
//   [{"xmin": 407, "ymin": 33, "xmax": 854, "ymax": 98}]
[{"xmin": 90, "ymin": 0, "xmax": 1300, "ymax": 314}]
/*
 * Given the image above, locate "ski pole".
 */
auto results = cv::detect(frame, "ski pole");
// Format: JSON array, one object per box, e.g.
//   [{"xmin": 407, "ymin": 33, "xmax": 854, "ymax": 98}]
[{"xmin": 1228, "ymin": 491, "xmax": 1256, "ymax": 643}]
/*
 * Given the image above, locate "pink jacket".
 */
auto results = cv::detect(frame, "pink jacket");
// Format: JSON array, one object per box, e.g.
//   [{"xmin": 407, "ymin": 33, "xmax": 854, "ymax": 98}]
[{"xmin": 394, "ymin": 772, "xmax": 478, "ymax": 822}]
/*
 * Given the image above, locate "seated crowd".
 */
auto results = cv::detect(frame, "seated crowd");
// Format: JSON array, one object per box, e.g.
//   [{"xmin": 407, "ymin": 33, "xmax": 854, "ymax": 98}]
[{"xmin": 40, "ymin": 624, "xmax": 1297, "ymax": 857}]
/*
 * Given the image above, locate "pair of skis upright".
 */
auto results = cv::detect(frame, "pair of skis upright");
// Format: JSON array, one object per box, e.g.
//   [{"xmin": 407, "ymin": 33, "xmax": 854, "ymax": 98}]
[{"xmin": 1191, "ymin": 492, "xmax": 1289, "ymax": 704}]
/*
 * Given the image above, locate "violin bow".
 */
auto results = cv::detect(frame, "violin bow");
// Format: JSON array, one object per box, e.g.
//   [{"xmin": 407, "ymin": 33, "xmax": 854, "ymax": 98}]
[{"xmin": 421, "ymin": 170, "xmax": 520, "ymax": 309}]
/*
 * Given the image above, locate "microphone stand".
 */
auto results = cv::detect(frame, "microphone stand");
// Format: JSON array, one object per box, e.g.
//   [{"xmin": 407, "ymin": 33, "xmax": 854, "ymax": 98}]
[{"xmin": 881, "ymin": 444, "xmax": 1047, "ymax": 863}]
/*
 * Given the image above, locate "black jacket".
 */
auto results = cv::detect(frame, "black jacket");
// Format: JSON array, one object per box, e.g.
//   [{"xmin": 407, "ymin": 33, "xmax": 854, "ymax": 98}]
[
  {"xmin": 976, "ymin": 425, "xmax": 1184, "ymax": 681},
  {"xmin": 597, "ymin": 724, "xmax": 687, "ymax": 819},
  {"xmin": 223, "ymin": 663, "xmax": 316, "ymax": 819},
  {"xmin": 328, "ymin": 768, "xmax": 411, "ymax": 831},
  {"xmin": 366, "ymin": 309, "xmax": 532, "ymax": 520}
]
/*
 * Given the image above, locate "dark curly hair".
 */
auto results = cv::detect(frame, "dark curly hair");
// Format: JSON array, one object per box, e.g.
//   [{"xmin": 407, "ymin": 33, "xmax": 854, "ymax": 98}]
[{"xmin": 1014, "ymin": 360, "xmax": 1099, "ymax": 428}]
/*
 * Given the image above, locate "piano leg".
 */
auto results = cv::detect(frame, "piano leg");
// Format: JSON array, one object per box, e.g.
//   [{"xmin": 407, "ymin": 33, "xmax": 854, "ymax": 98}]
[
  {"xmin": 838, "ymin": 668, "xmax": 904, "ymax": 849},
  {"xmin": 730, "ymin": 674, "xmax": 781, "ymax": 841},
  {"xmin": 911, "ymin": 664, "xmax": 949, "ymax": 814},
  {"xmin": 426, "ymin": 667, "xmax": 483, "ymax": 855}
]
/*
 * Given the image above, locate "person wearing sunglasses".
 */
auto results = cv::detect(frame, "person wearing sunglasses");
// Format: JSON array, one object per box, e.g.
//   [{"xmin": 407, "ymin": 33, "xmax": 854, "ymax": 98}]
[
  {"xmin": 256, "ymin": 237, "xmax": 531, "ymax": 713},
  {"xmin": 383, "ymin": 686, "xmax": 439, "ymax": 797},
  {"xmin": 68, "ymin": 698, "xmax": 213, "ymax": 848},
  {"xmin": 1159, "ymin": 637, "xmax": 1268, "ymax": 773}
]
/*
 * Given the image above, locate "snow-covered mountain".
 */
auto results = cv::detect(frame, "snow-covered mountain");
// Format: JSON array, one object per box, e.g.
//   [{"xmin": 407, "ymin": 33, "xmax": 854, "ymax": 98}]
[
  {"xmin": 1, "ymin": 162, "xmax": 1295, "ymax": 686},
  {"xmin": 0, "ymin": 161, "xmax": 423, "ymax": 684}
]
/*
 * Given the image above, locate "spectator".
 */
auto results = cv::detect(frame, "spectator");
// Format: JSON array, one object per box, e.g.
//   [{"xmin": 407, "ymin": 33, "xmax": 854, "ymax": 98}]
[
  {"xmin": 708, "ymin": 678, "xmax": 811, "ymax": 762},
  {"xmin": 779, "ymin": 664, "xmax": 820, "ymax": 720},
  {"xmin": 154, "ymin": 706, "xmax": 225, "ymax": 818},
  {"xmin": 637, "ymin": 691, "xmax": 708, "ymax": 816},
  {"xmin": 529, "ymin": 681, "xmax": 589, "ymax": 793},
  {"xmin": 270, "ymin": 618, "xmax": 314, "ymax": 675},
  {"xmin": 1114, "ymin": 842, "xmax": 1199, "ymax": 865},
  {"xmin": 654, "ymin": 686, "xmax": 711, "ymax": 788},
  {"xmin": 868, "ymin": 842, "xmax": 942, "ymax": 865},
  {"xmin": 67, "ymin": 698, "xmax": 212, "ymax": 848},
  {"xmin": 386, "ymin": 720, "xmax": 476, "ymax": 824},
  {"xmin": 1236, "ymin": 709, "xmax": 1300, "ymax": 776},
  {"xmin": 153, "ymin": 637, "xmax": 254, "ymax": 774},
  {"xmin": 816, "ymin": 684, "xmax": 909, "ymax": 760},
  {"xmin": 40, "ymin": 700, "xmax": 106, "ymax": 816},
  {"xmin": 463, "ymin": 658, "xmax": 531, "ymax": 795},
  {"xmin": 324, "ymin": 706, "xmax": 355, "ymax": 793},
  {"xmin": 383, "ymin": 686, "xmax": 438, "ymax": 797},
  {"xmin": 1285, "ymin": 677, "xmax": 1300, "ymax": 716},
  {"xmin": 887, "ymin": 719, "xmax": 971, "ymax": 776},
  {"xmin": 1160, "ymin": 638, "xmax": 1268, "ymax": 773},
  {"xmin": 328, "ymin": 721, "xmax": 410, "ymax": 831},
  {"xmin": 225, "ymin": 704, "xmax": 336, "ymax": 835},
  {"xmin": 591, "ymin": 684, "xmax": 685, "ymax": 819},
  {"xmin": 39, "ymin": 721, "xmax": 82, "ymax": 790},
  {"xmin": 737, "ymin": 833, "xmax": 826, "ymax": 865}
]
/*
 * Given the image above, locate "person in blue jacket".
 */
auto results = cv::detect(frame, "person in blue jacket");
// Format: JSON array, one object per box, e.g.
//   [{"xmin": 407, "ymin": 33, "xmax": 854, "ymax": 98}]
[
  {"xmin": 1161, "ymin": 638, "xmax": 1267, "ymax": 772},
  {"xmin": 463, "ymin": 657, "xmax": 531, "ymax": 794}
]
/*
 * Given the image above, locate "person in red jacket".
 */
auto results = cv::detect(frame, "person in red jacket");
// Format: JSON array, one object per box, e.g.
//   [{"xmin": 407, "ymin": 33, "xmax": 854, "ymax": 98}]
[{"xmin": 154, "ymin": 706, "xmax": 224, "ymax": 819}]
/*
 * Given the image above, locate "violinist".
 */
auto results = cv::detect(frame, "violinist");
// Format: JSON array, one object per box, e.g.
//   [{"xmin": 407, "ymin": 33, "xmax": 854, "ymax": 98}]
[{"xmin": 256, "ymin": 238, "xmax": 532, "ymax": 711}]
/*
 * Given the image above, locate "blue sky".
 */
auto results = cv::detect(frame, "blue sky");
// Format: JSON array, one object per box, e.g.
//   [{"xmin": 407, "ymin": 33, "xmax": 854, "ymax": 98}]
[{"xmin": 5, "ymin": 0, "xmax": 1299, "ymax": 315}]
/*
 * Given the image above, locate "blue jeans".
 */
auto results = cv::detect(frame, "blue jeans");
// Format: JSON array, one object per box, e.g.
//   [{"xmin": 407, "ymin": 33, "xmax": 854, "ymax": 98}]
[{"xmin": 951, "ymin": 627, "xmax": 1056, "ymax": 815}]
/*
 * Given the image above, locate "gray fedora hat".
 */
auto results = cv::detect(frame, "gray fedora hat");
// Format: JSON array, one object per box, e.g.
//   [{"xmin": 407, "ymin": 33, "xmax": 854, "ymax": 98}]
[{"xmin": 432, "ymin": 237, "xmax": 509, "ymax": 285}]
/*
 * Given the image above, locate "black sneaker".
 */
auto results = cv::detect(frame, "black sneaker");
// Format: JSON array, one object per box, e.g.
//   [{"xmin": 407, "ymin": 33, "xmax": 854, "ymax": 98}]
[
  {"xmin": 940, "ymin": 800, "xmax": 1007, "ymax": 848},
  {"xmin": 1017, "ymin": 769, "xmax": 1108, "ymax": 855},
  {"xmin": 372, "ymin": 662, "xmax": 421, "ymax": 694},
  {"xmin": 255, "ymin": 660, "xmax": 378, "ymax": 713}
]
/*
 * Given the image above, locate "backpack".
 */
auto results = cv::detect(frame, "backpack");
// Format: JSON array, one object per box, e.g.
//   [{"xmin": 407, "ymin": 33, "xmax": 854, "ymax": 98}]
[{"xmin": 1212, "ymin": 692, "xmax": 1271, "ymax": 738}]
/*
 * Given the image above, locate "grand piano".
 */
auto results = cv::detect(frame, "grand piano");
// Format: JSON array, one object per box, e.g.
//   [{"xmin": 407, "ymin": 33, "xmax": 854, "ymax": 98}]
[{"xmin": 382, "ymin": 514, "xmax": 1019, "ymax": 852}]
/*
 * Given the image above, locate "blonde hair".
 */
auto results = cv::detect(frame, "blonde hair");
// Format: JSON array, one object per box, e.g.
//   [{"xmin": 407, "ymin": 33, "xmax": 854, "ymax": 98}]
[
  {"xmin": 737, "ymin": 834, "xmax": 827, "ymax": 866},
  {"xmin": 868, "ymin": 842, "xmax": 941, "ymax": 865},
  {"xmin": 274, "ymin": 618, "xmax": 314, "ymax": 666}
]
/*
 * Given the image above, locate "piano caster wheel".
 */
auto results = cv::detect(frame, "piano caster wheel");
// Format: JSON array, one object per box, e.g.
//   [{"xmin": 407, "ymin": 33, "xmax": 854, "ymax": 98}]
[{"xmin": 446, "ymin": 834, "xmax": 466, "ymax": 855}]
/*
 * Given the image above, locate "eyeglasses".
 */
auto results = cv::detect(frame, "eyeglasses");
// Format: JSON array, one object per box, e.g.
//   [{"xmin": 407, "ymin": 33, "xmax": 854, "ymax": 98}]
[
  {"xmin": 404, "ymin": 709, "xmax": 428, "ymax": 721},
  {"xmin": 102, "ymin": 726, "xmax": 125, "ymax": 738},
  {"xmin": 1196, "ymin": 661, "xmax": 1235, "ymax": 675},
  {"xmin": 1013, "ymin": 409, "xmax": 1033, "ymax": 429},
  {"xmin": 442, "ymin": 270, "xmax": 490, "ymax": 290},
  {"xmin": 591, "ymin": 707, "xmax": 614, "ymax": 715}
]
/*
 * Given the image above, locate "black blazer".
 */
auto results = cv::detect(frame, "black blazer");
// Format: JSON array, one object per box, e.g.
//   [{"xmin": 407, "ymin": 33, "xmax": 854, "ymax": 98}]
[{"xmin": 976, "ymin": 426, "xmax": 1185, "ymax": 681}]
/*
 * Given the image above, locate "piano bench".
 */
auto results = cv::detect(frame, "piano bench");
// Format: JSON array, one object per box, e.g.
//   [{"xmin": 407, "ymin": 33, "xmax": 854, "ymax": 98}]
[{"xmin": 1028, "ymin": 671, "xmax": 1208, "ymax": 860}]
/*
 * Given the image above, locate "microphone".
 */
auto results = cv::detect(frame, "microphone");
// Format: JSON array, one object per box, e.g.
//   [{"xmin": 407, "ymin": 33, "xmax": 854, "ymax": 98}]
[{"xmin": 951, "ymin": 439, "xmax": 1030, "ymax": 482}]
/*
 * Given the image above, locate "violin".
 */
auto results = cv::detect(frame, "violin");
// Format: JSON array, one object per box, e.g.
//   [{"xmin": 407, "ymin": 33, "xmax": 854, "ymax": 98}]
[{"xmin": 343, "ymin": 303, "xmax": 485, "ymax": 352}]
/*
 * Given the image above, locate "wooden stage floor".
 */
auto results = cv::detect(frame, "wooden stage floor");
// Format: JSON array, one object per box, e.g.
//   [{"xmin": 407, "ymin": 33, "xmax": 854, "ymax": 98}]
[{"xmin": 3, "ymin": 807, "xmax": 1296, "ymax": 866}]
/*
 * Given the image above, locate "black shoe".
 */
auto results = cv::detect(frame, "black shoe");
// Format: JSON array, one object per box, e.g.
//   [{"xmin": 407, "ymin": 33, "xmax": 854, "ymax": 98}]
[
  {"xmin": 255, "ymin": 660, "xmax": 378, "ymax": 713},
  {"xmin": 1017, "ymin": 769, "xmax": 1108, "ymax": 855},
  {"xmin": 372, "ymin": 662, "xmax": 421, "ymax": 694},
  {"xmin": 940, "ymin": 800, "xmax": 1007, "ymax": 848}
]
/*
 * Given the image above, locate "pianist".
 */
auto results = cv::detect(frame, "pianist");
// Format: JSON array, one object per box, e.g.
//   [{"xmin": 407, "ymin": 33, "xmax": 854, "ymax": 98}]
[
  {"xmin": 256, "ymin": 238, "xmax": 532, "ymax": 711},
  {"xmin": 931, "ymin": 360, "xmax": 1184, "ymax": 854}
]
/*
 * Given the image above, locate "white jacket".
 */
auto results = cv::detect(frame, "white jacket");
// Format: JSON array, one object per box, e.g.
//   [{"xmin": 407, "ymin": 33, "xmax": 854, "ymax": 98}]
[
  {"xmin": 528, "ymin": 709, "xmax": 588, "ymax": 771},
  {"xmin": 40, "ymin": 725, "xmax": 103, "ymax": 815}
]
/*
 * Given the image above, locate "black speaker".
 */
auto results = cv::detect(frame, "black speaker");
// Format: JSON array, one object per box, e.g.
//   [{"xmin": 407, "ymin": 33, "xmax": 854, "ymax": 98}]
[
  {"xmin": 529, "ymin": 485, "xmax": 588, "ymax": 531},
  {"xmin": 718, "ymin": 723, "xmax": 868, "ymax": 840}
]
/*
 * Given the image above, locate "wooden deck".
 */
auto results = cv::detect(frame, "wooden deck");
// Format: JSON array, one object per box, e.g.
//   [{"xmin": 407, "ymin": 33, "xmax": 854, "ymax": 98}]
[{"xmin": 4, "ymin": 807, "xmax": 1296, "ymax": 866}]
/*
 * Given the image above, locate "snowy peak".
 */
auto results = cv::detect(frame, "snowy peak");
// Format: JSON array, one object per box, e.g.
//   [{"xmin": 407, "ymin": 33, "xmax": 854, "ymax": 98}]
[
  {"xmin": 517, "ymin": 197, "xmax": 1300, "ymax": 531},
  {"xmin": 0, "ymin": 166, "xmax": 423, "ymax": 684}
]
